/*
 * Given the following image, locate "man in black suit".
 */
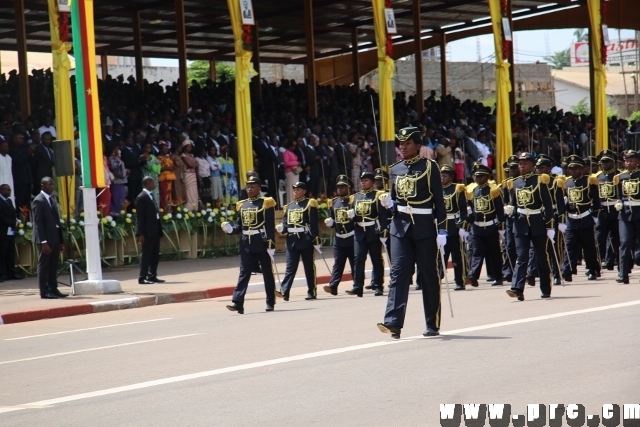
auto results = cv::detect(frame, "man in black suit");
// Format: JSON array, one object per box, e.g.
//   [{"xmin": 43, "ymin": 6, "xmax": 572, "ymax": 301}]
[
  {"xmin": 121, "ymin": 137, "xmax": 143, "ymax": 210},
  {"xmin": 135, "ymin": 176, "xmax": 164, "ymax": 284},
  {"xmin": 32, "ymin": 177, "xmax": 66, "ymax": 299},
  {"xmin": 0, "ymin": 184, "xmax": 24, "ymax": 282},
  {"xmin": 31, "ymin": 132, "xmax": 54, "ymax": 195}
]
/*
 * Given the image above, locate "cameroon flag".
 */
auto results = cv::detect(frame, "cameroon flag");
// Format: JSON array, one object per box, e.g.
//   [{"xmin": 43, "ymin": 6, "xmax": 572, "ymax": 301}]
[{"xmin": 70, "ymin": 0, "xmax": 105, "ymax": 188}]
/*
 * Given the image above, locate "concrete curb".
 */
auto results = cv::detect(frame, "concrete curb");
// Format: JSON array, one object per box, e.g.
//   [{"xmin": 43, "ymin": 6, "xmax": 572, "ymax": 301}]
[{"xmin": 0, "ymin": 268, "xmax": 390, "ymax": 325}]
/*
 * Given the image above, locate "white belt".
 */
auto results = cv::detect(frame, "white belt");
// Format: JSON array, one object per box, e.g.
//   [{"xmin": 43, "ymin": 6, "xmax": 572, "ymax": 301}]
[
  {"xmin": 357, "ymin": 221, "xmax": 375, "ymax": 227},
  {"xmin": 568, "ymin": 209, "xmax": 591, "ymax": 219},
  {"xmin": 287, "ymin": 227, "xmax": 305, "ymax": 233},
  {"xmin": 446, "ymin": 213, "xmax": 459, "ymax": 220},
  {"xmin": 475, "ymin": 219, "xmax": 498, "ymax": 227},
  {"xmin": 336, "ymin": 231, "xmax": 355, "ymax": 238},
  {"xmin": 517, "ymin": 208, "xmax": 543, "ymax": 215},
  {"xmin": 242, "ymin": 229, "xmax": 263, "ymax": 236},
  {"xmin": 397, "ymin": 206, "xmax": 433, "ymax": 215},
  {"xmin": 624, "ymin": 201, "xmax": 640, "ymax": 206},
  {"xmin": 602, "ymin": 201, "xmax": 617, "ymax": 207}
]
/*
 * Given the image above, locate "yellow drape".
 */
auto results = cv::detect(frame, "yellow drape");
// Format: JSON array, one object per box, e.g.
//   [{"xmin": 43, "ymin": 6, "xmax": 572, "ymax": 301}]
[
  {"xmin": 226, "ymin": 0, "xmax": 257, "ymax": 188},
  {"xmin": 489, "ymin": 0, "xmax": 513, "ymax": 183},
  {"xmin": 588, "ymin": 0, "xmax": 608, "ymax": 153},
  {"xmin": 371, "ymin": 0, "xmax": 395, "ymax": 142},
  {"xmin": 47, "ymin": 0, "xmax": 76, "ymax": 217}
]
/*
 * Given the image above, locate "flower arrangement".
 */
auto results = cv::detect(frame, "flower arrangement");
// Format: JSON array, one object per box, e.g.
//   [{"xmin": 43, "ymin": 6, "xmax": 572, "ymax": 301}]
[
  {"xmin": 385, "ymin": 0, "xmax": 393, "ymax": 56},
  {"xmin": 600, "ymin": 0, "xmax": 608, "ymax": 64},
  {"xmin": 13, "ymin": 219, "xmax": 33, "ymax": 246},
  {"xmin": 500, "ymin": 0, "xmax": 511, "ymax": 61},
  {"xmin": 316, "ymin": 197, "xmax": 330, "ymax": 219},
  {"xmin": 242, "ymin": 25, "xmax": 252, "ymax": 51}
]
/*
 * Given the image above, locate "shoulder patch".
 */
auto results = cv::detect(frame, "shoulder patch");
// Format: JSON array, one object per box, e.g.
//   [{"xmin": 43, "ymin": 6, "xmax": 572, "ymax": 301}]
[
  {"xmin": 490, "ymin": 186, "xmax": 501, "ymax": 199},
  {"xmin": 235, "ymin": 201, "xmax": 243, "ymax": 211},
  {"xmin": 308, "ymin": 198, "xmax": 318, "ymax": 208},
  {"xmin": 262, "ymin": 197, "xmax": 276, "ymax": 209},
  {"xmin": 613, "ymin": 174, "xmax": 620, "ymax": 186},
  {"xmin": 588, "ymin": 175, "xmax": 599, "ymax": 186},
  {"xmin": 455, "ymin": 184, "xmax": 466, "ymax": 194},
  {"xmin": 555, "ymin": 176, "xmax": 565, "ymax": 189},
  {"xmin": 539, "ymin": 174, "xmax": 550, "ymax": 185}
]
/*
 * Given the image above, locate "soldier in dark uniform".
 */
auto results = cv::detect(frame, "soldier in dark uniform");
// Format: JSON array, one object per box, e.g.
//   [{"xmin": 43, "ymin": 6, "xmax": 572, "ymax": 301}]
[
  {"xmin": 595, "ymin": 149, "xmax": 620, "ymax": 272},
  {"xmin": 560, "ymin": 155, "xmax": 601, "ymax": 281},
  {"xmin": 221, "ymin": 177, "xmax": 277, "ymax": 314},
  {"xmin": 584, "ymin": 155, "xmax": 600, "ymax": 175},
  {"xmin": 374, "ymin": 168, "xmax": 389, "ymax": 192},
  {"xmin": 613, "ymin": 150, "xmax": 640, "ymax": 284},
  {"xmin": 464, "ymin": 164, "xmax": 504, "ymax": 287},
  {"xmin": 439, "ymin": 164, "xmax": 468, "ymax": 290},
  {"xmin": 276, "ymin": 181, "xmax": 321, "ymax": 300},
  {"xmin": 377, "ymin": 126, "xmax": 447, "ymax": 339},
  {"xmin": 323, "ymin": 175, "xmax": 355, "ymax": 296},
  {"xmin": 505, "ymin": 152, "xmax": 555, "ymax": 300},
  {"xmin": 501, "ymin": 155, "xmax": 520, "ymax": 282},
  {"xmin": 528, "ymin": 155, "xmax": 566, "ymax": 286}
]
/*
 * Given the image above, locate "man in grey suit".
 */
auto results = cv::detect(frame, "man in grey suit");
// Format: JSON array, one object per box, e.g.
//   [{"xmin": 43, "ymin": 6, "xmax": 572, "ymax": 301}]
[{"xmin": 32, "ymin": 177, "xmax": 66, "ymax": 299}]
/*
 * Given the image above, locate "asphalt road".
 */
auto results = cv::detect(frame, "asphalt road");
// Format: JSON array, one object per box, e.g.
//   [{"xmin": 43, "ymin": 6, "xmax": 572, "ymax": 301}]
[{"xmin": 0, "ymin": 269, "xmax": 639, "ymax": 426}]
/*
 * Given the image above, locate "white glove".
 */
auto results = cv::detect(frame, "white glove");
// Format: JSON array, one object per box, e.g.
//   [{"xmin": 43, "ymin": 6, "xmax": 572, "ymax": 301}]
[
  {"xmin": 498, "ymin": 230, "xmax": 506, "ymax": 240},
  {"xmin": 593, "ymin": 217, "xmax": 598, "ymax": 225},
  {"xmin": 615, "ymin": 200, "xmax": 623, "ymax": 211},
  {"xmin": 267, "ymin": 248, "xmax": 275, "ymax": 259},
  {"xmin": 324, "ymin": 217, "xmax": 334, "ymax": 227},
  {"xmin": 221, "ymin": 222, "xmax": 233, "ymax": 234},
  {"xmin": 379, "ymin": 193, "xmax": 394, "ymax": 209},
  {"xmin": 458, "ymin": 229, "xmax": 469, "ymax": 240},
  {"xmin": 558, "ymin": 223, "xmax": 567, "ymax": 234},
  {"xmin": 347, "ymin": 209, "xmax": 355, "ymax": 219},
  {"xmin": 436, "ymin": 234, "xmax": 447, "ymax": 249},
  {"xmin": 276, "ymin": 223, "xmax": 284, "ymax": 233},
  {"xmin": 504, "ymin": 205, "xmax": 514, "ymax": 216},
  {"xmin": 379, "ymin": 237, "xmax": 387, "ymax": 246},
  {"xmin": 546, "ymin": 229, "xmax": 555, "ymax": 243},
  {"xmin": 314, "ymin": 244, "xmax": 322, "ymax": 254}
]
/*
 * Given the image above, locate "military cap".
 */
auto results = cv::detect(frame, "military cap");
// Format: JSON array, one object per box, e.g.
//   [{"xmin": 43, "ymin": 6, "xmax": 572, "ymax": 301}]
[
  {"xmin": 396, "ymin": 126, "xmax": 422, "ymax": 144},
  {"xmin": 518, "ymin": 152, "xmax": 536, "ymax": 163},
  {"xmin": 246, "ymin": 176, "xmax": 262, "ymax": 186},
  {"xmin": 360, "ymin": 171, "xmax": 376, "ymax": 181},
  {"xmin": 374, "ymin": 168, "xmax": 389, "ymax": 180},
  {"xmin": 536, "ymin": 156, "xmax": 553, "ymax": 167},
  {"xmin": 502, "ymin": 161, "xmax": 510, "ymax": 171},
  {"xmin": 598, "ymin": 149, "xmax": 616, "ymax": 162},
  {"xmin": 471, "ymin": 161, "xmax": 482, "ymax": 172},
  {"xmin": 507, "ymin": 155, "xmax": 519, "ymax": 167},
  {"xmin": 441, "ymin": 164, "xmax": 456, "ymax": 175},
  {"xmin": 292, "ymin": 181, "xmax": 307, "ymax": 190},
  {"xmin": 566, "ymin": 154, "xmax": 585, "ymax": 168},
  {"xmin": 560, "ymin": 157, "xmax": 569, "ymax": 167},
  {"xmin": 336, "ymin": 174, "xmax": 351, "ymax": 187},
  {"xmin": 584, "ymin": 156, "xmax": 598, "ymax": 165},
  {"xmin": 473, "ymin": 164, "xmax": 492, "ymax": 175},
  {"xmin": 624, "ymin": 150, "xmax": 640, "ymax": 160}
]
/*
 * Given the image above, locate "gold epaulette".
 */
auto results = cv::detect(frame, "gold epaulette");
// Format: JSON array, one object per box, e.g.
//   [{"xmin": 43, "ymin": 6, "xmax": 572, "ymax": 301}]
[
  {"xmin": 455, "ymin": 184, "xmax": 466, "ymax": 193},
  {"xmin": 327, "ymin": 198, "xmax": 333, "ymax": 208},
  {"xmin": 236, "ymin": 201, "xmax": 243, "ymax": 211},
  {"xmin": 539, "ymin": 173, "xmax": 550, "ymax": 185},
  {"xmin": 349, "ymin": 195, "xmax": 355, "ymax": 204},
  {"xmin": 490, "ymin": 186, "xmax": 501, "ymax": 199},
  {"xmin": 308, "ymin": 198, "xmax": 318, "ymax": 208},
  {"xmin": 262, "ymin": 197, "xmax": 276, "ymax": 209},
  {"xmin": 376, "ymin": 190, "xmax": 387, "ymax": 199},
  {"xmin": 555, "ymin": 176, "xmax": 566, "ymax": 189},
  {"xmin": 594, "ymin": 171, "xmax": 603, "ymax": 177},
  {"xmin": 505, "ymin": 179, "xmax": 513, "ymax": 190},
  {"xmin": 488, "ymin": 179, "xmax": 497, "ymax": 186},
  {"xmin": 588, "ymin": 175, "xmax": 599, "ymax": 186},
  {"xmin": 613, "ymin": 174, "xmax": 621, "ymax": 186}
]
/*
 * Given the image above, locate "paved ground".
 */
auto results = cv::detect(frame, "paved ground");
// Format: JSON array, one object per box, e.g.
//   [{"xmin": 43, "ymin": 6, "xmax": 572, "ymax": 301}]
[{"xmin": 0, "ymin": 264, "xmax": 638, "ymax": 426}]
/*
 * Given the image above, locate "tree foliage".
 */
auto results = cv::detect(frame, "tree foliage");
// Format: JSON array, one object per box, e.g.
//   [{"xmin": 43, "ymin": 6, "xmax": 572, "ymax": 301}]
[
  {"xmin": 573, "ymin": 28, "xmax": 588, "ymax": 42},
  {"xmin": 187, "ymin": 60, "xmax": 236, "ymax": 87},
  {"xmin": 543, "ymin": 48, "xmax": 571, "ymax": 70}
]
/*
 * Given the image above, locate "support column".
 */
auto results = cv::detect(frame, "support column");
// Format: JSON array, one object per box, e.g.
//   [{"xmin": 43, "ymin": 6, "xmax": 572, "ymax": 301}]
[
  {"xmin": 209, "ymin": 58, "xmax": 216, "ymax": 82},
  {"xmin": 14, "ymin": 0, "xmax": 30, "ymax": 121},
  {"xmin": 413, "ymin": 0, "xmax": 423, "ymax": 117},
  {"xmin": 252, "ymin": 22, "xmax": 262, "ymax": 100},
  {"xmin": 351, "ymin": 27, "xmax": 360, "ymax": 94},
  {"xmin": 175, "ymin": 0, "xmax": 189, "ymax": 113},
  {"xmin": 440, "ymin": 33, "xmax": 448, "ymax": 99},
  {"xmin": 101, "ymin": 53, "xmax": 109, "ymax": 80},
  {"xmin": 588, "ymin": 28, "xmax": 596, "ymax": 117},
  {"xmin": 304, "ymin": 0, "xmax": 317, "ymax": 118},
  {"xmin": 507, "ymin": 0, "xmax": 516, "ymax": 112},
  {"xmin": 133, "ymin": 12, "xmax": 144, "ymax": 91}
]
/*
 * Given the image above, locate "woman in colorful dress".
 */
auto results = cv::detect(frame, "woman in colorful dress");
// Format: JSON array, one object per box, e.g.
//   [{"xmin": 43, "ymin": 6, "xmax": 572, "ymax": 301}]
[
  {"xmin": 219, "ymin": 145, "xmax": 239, "ymax": 206},
  {"xmin": 157, "ymin": 141, "xmax": 176, "ymax": 211},
  {"xmin": 140, "ymin": 142, "xmax": 161, "ymax": 202},
  {"xmin": 108, "ymin": 144, "xmax": 128, "ymax": 213},
  {"xmin": 180, "ymin": 140, "xmax": 199, "ymax": 211},
  {"xmin": 172, "ymin": 143, "xmax": 186, "ymax": 206}
]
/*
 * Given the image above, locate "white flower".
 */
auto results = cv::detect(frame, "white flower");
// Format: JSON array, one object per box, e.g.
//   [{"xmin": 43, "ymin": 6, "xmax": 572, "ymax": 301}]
[
  {"xmin": 176, "ymin": 213, "xmax": 183, "ymax": 219},
  {"xmin": 167, "ymin": 213, "xmax": 172, "ymax": 219},
  {"xmin": 70, "ymin": 218, "xmax": 77, "ymax": 224},
  {"xmin": 207, "ymin": 217, "xmax": 213, "ymax": 223},
  {"xmin": 127, "ymin": 213, "xmax": 132, "ymax": 218},
  {"xmin": 106, "ymin": 216, "xmax": 113, "ymax": 222},
  {"xmin": 220, "ymin": 207, "xmax": 226, "ymax": 211},
  {"xmin": 220, "ymin": 212, "xmax": 227, "ymax": 217},
  {"xmin": 111, "ymin": 221, "xmax": 116, "ymax": 227},
  {"xmin": 18, "ymin": 229, "xmax": 24, "ymax": 236},
  {"xmin": 26, "ymin": 222, "xmax": 32, "ymax": 227},
  {"xmin": 206, "ymin": 208, "xmax": 212, "ymax": 213},
  {"xmin": 183, "ymin": 209, "xmax": 189, "ymax": 213},
  {"xmin": 79, "ymin": 221, "xmax": 85, "ymax": 227},
  {"xmin": 210, "ymin": 212, "xmax": 216, "ymax": 217},
  {"xmin": 201, "ymin": 210, "xmax": 206, "ymax": 215}
]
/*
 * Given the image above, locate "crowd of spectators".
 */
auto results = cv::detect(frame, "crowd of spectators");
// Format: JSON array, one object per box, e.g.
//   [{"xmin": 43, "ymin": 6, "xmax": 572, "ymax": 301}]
[{"xmin": 0, "ymin": 67, "xmax": 638, "ymax": 217}]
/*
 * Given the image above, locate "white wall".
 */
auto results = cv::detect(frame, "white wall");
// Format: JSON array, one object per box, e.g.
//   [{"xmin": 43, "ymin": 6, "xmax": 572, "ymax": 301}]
[{"xmin": 553, "ymin": 78, "xmax": 590, "ymax": 112}]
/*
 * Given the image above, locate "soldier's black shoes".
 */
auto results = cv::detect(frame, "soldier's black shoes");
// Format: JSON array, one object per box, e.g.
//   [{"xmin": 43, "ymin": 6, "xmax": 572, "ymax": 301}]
[
  {"xmin": 554, "ymin": 278, "xmax": 562, "ymax": 286},
  {"xmin": 464, "ymin": 277, "xmax": 479, "ymax": 287},
  {"xmin": 562, "ymin": 275, "xmax": 572, "ymax": 282},
  {"xmin": 504, "ymin": 276, "xmax": 512, "ymax": 282},
  {"xmin": 266, "ymin": 304, "xmax": 274, "ymax": 312},
  {"xmin": 616, "ymin": 277, "xmax": 629, "ymax": 284},
  {"xmin": 374, "ymin": 287, "xmax": 384, "ymax": 296},
  {"xmin": 506, "ymin": 289, "xmax": 525, "ymax": 301},
  {"xmin": 491, "ymin": 281, "xmax": 503, "ymax": 286},
  {"xmin": 587, "ymin": 273, "xmax": 597, "ymax": 280},
  {"xmin": 414, "ymin": 284, "xmax": 422, "ymax": 290},
  {"xmin": 345, "ymin": 288, "xmax": 363, "ymax": 297},
  {"xmin": 226, "ymin": 304, "xmax": 244, "ymax": 314},
  {"xmin": 275, "ymin": 290, "xmax": 284, "ymax": 299},
  {"xmin": 364, "ymin": 284, "xmax": 373, "ymax": 290},
  {"xmin": 605, "ymin": 265, "xmax": 614, "ymax": 271},
  {"xmin": 423, "ymin": 329, "xmax": 440, "ymax": 337},
  {"xmin": 323, "ymin": 285, "xmax": 337, "ymax": 295},
  {"xmin": 304, "ymin": 293, "xmax": 317, "ymax": 300},
  {"xmin": 541, "ymin": 294, "xmax": 551, "ymax": 299},
  {"xmin": 377, "ymin": 323, "xmax": 401, "ymax": 339},
  {"xmin": 454, "ymin": 285, "xmax": 465, "ymax": 291},
  {"xmin": 284, "ymin": 295, "xmax": 290, "ymax": 301},
  {"xmin": 526, "ymin": 276, "xmax": 536, "ymax": 286}
]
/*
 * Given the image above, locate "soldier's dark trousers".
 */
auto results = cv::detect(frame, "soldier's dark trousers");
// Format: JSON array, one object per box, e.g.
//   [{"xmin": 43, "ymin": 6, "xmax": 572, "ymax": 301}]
[
  {"xmin": 329, "ymin": 245, "xmax": 354, "ymax": 288},
  {"xmin": 468, "ymin": 232, "xmax": 502, "ymax": 282},
  {"xmin": 384, "ymin": 231, "xmax": 440, "ymax": 332},
  {"xmin": 232, "ymin": 251, "xmax": 276, "ymax": 306},
  {"xmin": 561, "ymin": 226, "xmax": 599, "ymax": 277},
  {"xmin": 502, "ymin": 220, "xmax": 516, "ymax": 280},
  {"xmin": 281, "ymin": 247, "xmax": 317, "ymax": 297},
  {"xmin": 528, "ymin": 234, "xmax": 561, "ymax": 282},
  {"xmin": 513, "ymin": 232, "xmax": 551, "ymax": 295},
  {"xmin": 354, "ymin": 239, "xmax": 383, "ymax": 290},
  {"xmin": 618, "ymin": 219, "xmax": 640, "ymax": 280},
  {"xmin": 597, "ymin": 218, "xmax": 620, "ymax": 270},
  {"xmin": 439, "ymin": 234, "xmax": 464, "ymax": 287}
]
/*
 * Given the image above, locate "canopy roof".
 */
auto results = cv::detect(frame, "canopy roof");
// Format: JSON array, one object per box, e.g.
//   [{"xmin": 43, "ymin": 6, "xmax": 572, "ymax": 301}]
[{"xmin": 1, "ymin": 0, "xmax": 636, "ymax": 64}]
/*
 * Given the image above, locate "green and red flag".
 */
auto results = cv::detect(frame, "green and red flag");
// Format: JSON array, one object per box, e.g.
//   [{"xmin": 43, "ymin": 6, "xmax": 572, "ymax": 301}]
[{"xmin": 70, "ymin": 0, "xmax": 105, "ymax": 188}]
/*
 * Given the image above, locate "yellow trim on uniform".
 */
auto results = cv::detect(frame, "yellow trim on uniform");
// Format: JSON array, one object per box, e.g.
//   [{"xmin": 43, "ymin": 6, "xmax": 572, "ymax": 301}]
[{"xmin": 539, "ymin": 173, "xmax": 550, "ymax": 185}]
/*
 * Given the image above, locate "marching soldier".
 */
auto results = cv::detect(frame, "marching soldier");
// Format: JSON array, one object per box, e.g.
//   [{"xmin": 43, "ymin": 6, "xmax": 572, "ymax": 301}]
[
  {"xmin": 439, "ymin": 164, "xmax": 468, "ymax": 290},
  {"xmin": 585, "ymin": 156, "xmax": 600, "ymax": 175},
  {"xmin": 465, "ymin": 164, "xmax": 504, "ymax": 287},
  {"xmin": 560, "ymin": 155, "xmax": 601, "ymax": 281},
  {"xmin": 221, "ymin": 177, "xmax": 277, "ymax": 314},
  {"xmin": 377, "ymin": 126, "xmax": 447, "ymax": 339},
  {"xmin": 505, "ymin": 152, "xmax": 555, "ymax": 300},
  {"xmin": 276, "ymin": 181, "xmax": 321, "ymax": 300},
  {"xmin": 613, "ymin": 150, "xmax": 640, "ymax": 284},
  {"xmin": 323, "ymin": 175, "xmax": 355, "ymax": 296},
  {"xmin": 501, "ymin": 155, "xmax": 520, "ymax": 282},
  {"xmin": 374, "ymin": 168, "xmax": 389, "ymax": 191},
  {"xmin": 595, "ymin": 149, "xmax": 620, "ymax": 272}
]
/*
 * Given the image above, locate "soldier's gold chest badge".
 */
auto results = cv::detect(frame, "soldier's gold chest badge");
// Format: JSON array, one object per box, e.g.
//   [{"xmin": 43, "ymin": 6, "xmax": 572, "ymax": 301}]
[
  {"xmin": 241, "ymin": 208, "xmax": 259, "ymax": 227},
  {"xmin": 516, "ymin": 186, "xmax": 534, "ymax": 207},
  {"xmin": 623, "ymin": 179, "xmax": 640, "ymax": 197},
  {"xmin": 396, "ymin": 174, "xmax": 419, "ymax": 199},
  {"xmin": 355, "ymin": 199, "xmax": 373, "ymax": 217},
  {"xmin": 599, "ymin": 182, "xmax": 615, "ymax": 199},
  {"xmin": 335, "ymin": 207, "xmax": 350, "ymax": 224},
  {"xmin": 474, "ymin": 196, "xmax": 492, "ymax": 213},
  {"xmin": 568, "ymin": 186, "xmax": 584, "ymax": 204},
  {"xmin": 444, "ymin": 194, "xmax": 454, "ymax": 212},
  {"xmin": 287, "ymin": 208, "xmax": 305, "ymax": 225}
]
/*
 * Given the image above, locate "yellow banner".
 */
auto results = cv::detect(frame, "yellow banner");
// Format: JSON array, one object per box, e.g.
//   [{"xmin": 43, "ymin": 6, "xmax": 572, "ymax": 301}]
[
  {"xmin": 588, "ymin": 0, "xmax": 608, "ymax": 152},
  {"xmin": 372, "ymin": 0, "xmax": 395, "ymax": 142}
]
